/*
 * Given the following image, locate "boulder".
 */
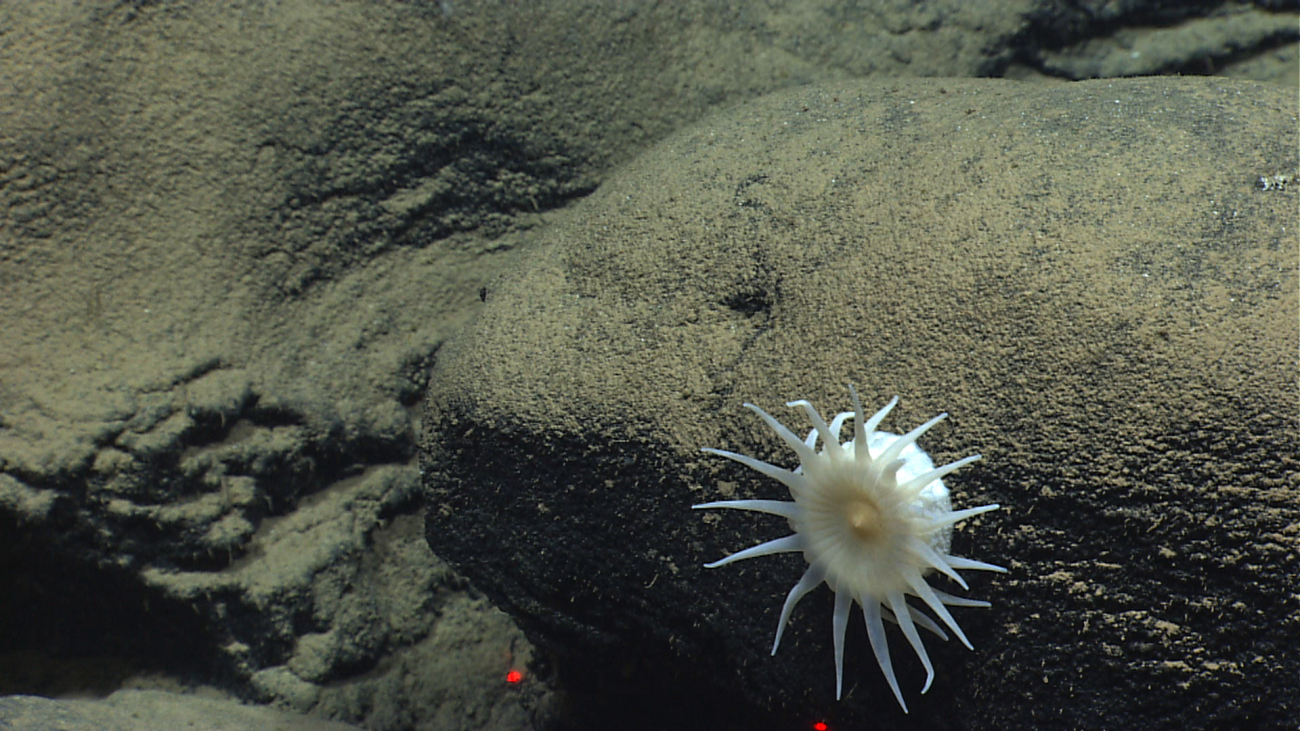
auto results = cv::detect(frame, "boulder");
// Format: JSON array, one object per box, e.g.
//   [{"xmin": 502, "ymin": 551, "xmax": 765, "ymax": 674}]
[{"xmin": 422, "ymin": 76, "xmax": 1298, "ymax": 730}]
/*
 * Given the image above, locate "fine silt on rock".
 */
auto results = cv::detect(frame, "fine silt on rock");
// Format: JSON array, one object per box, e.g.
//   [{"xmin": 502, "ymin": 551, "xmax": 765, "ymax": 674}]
[{"xmin": 421, "ymin": 77, "xmax": 1298, "ymax": 731}]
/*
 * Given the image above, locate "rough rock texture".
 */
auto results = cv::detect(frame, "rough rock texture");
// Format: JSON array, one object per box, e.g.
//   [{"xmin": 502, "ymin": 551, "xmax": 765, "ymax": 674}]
[
  {"xmin": 422, "ymin": 77, "xmax": 1298, "ymax": 730},
  {"xmin": 1, "ymin": 0, "xmax": 1295, "ymax": 728},
  {"xmin": 1023, "ymin": 1, "xmax": 1298, "ymax": 81},
  {"xmin": 0, "ymin": 690, "xmax": 364, "ymax": 731}
]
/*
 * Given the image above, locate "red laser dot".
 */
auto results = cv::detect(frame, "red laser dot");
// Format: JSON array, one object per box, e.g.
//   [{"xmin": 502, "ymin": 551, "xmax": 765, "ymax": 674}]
[
  {"xmin": 812, "ymin": 723, "xmax": 829, "ymax": 731},
  {"xmin": 505, "ymin": 670, "xmax": 523, "ymax": 684}
]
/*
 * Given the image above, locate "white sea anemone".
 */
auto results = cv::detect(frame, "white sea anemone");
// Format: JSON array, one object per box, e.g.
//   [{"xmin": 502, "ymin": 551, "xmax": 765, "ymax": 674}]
[{"xmin": 694, "ymin": 385, "xmax": 1005, "ymax": 712}]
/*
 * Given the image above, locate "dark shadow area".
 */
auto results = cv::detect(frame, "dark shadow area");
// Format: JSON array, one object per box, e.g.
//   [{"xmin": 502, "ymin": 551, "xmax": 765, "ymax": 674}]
[
  {"xmin": 0, "ymin": 510, "xmax": 221, "ymax": 697},
  {"xmin": 539, "ymin": 645, "xmax": 804, "ymax": 731}
]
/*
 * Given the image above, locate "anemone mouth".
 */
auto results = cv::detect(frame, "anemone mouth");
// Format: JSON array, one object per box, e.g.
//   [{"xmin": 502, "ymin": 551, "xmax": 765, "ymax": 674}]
[
  {"xmin": 796, "ymin": 453, "xmax": 924, "ymax": 584},
  {"xmin": 845, "ymin": 495, "xmax": 885, "ymax": 544}
]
